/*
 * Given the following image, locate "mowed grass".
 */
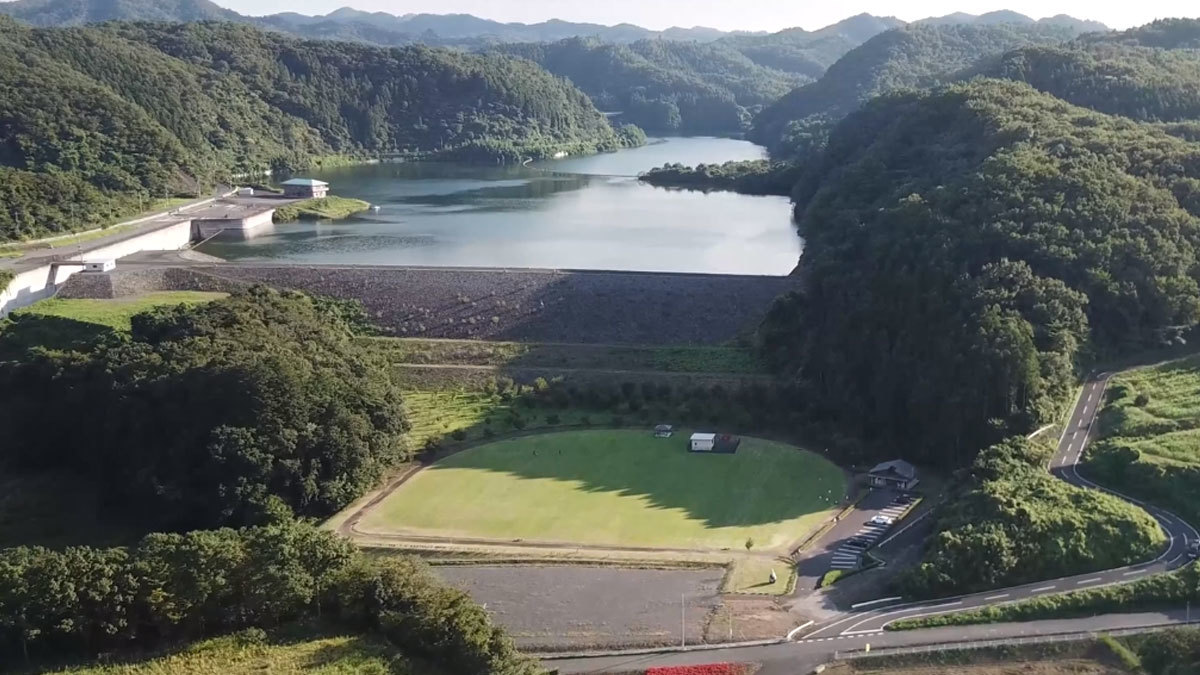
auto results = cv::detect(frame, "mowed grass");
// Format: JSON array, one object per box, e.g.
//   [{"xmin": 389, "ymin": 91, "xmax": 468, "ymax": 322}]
[
  {"xmin": 12, "ymin": 292, "xmax": 227, "ymax": 331},
  {"xmin": 725, "ymin": 556, "xmax": 795, "ymax": 595},
  {"xmin": 362, "ymin": 430, "xmax": 846, "ymax": 551},
  {"xmin": 1100, "ymin": 356, "xmax": 1200, "ymax": 466},
  {"xmin": 46, "ymin": 628, "xmax": 432, "ymax": 675}
]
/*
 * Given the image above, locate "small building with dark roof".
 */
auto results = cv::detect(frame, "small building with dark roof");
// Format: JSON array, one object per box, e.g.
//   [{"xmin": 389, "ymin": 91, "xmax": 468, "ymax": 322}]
[
  {"xmin": 281, "ymin": 178, "xmax": 329, "ymax": 199},
  {"xmin": 868, "ymin": 459, "xmax": 919, "ymax": 490}
]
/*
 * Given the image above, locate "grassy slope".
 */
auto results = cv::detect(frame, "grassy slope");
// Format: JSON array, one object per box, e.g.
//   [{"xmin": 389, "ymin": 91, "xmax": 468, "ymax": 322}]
[
  {"xmin": 1097, "ymin": 357, "xmax": 1200, "ymax": 465},
  {"xmin": 11, "ymin": 292, "xmax": 228, "ymax": 331},
  {"xmin": 1087, "ymin": 355, "xmax": 1200, "ymax": 525},
  {"xmin": 403, "ymin": 390, "xmax": 607, "ymax": 447},
  {"xmin": 367, "ymin": 337, "xmax": 764, "ymax": 374},
  {"xmin": 44, "ymin": 627, "xmax": 434, "ymax": 675},
  {"xmin": 361, "ymin": 429, "xmax": 846, "ymax": 551}
]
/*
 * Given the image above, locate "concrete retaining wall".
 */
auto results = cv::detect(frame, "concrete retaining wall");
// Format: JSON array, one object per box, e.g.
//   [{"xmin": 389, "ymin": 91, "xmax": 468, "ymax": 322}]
[{"xmin": 0, "ymin": 221, "xmax": 195, "ymax": 316}]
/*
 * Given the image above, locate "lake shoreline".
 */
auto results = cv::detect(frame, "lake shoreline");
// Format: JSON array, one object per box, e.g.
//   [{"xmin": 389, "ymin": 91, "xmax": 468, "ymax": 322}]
[{"xmin": 200, "ymin": 137, "xmax": 802, "ymax": 276}]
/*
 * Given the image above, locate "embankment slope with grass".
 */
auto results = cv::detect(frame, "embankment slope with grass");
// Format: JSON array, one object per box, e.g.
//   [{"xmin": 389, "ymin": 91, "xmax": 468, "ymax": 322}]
[{"xmin": 1087, "ymin": 356, "xmax": 1200, "ymax": 526}]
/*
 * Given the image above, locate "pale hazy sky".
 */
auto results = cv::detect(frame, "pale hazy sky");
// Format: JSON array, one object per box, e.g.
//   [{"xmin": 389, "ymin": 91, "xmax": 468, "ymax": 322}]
[{"xmin": 213, "ymin": 1, "xmax": 1196, "ymax": 31}]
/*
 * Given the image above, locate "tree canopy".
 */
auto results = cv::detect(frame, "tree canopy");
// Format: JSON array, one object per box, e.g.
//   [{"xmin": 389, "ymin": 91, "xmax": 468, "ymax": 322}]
[
  {"xmin": 0, "ymin": 287, "xmax": 410, "ymax": 530},
  {"xmin": 901, "ymin": 437, "xmax": 1165, "ymax": 597},
  {"xmin": 759, "ymin": 79, "xmax": 1200, "ymax": 463},
  {"xmin": 0, "ymin": 17, "xmax": 633, "ymax": 242},
  {"xmin": 750, "ymin": 23, "xmax": 1080, "ymax": 158}
]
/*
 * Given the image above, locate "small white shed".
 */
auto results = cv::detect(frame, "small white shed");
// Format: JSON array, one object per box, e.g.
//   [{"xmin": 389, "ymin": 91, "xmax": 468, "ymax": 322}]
[
  {"xmin": 690, "ymin": 432, "xmax": 717, "ymax": 453},
  {"xmin": 82, "ymin": 259, "xmax": 116, "ymax": 273}
]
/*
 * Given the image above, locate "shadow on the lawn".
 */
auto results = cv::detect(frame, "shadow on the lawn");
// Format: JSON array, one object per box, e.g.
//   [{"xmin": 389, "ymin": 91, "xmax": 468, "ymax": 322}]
[{"xmin": 424, "ymin": 429, "xmax": 843, "ymax": 530}]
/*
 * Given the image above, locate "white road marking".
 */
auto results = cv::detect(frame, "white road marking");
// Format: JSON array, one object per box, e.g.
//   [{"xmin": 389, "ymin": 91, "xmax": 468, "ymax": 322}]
[
  {"xmin": 1123, "ymin": 569, "xmax": 1149, "ymax": 577},
  {"xmin": 985, "ymin": 593, "xmax": 1010, "ymax": 600},
  {"xmin": 1076, "ymin": 578, "xmax": 1102, "ymax": 585},
  {"xmin": 1031, "ymin": 586, "xmax": 1057, "ymax": 593},
  {"xmin": 1072, "ymin": 431, "xmax": 1079, "ymax": 440},
  {"xmin": 851, "ymin": 597, "xmax": 903, "ymax": 609}
]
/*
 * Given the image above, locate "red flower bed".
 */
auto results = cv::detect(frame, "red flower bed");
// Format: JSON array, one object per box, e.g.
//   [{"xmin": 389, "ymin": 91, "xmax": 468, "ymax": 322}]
[{"xmin": 645, "ymin": 664, "xmax": 753, "ymax": 675}]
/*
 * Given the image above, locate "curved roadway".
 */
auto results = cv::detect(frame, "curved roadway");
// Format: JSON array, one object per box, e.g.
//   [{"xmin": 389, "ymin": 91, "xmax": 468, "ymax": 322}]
[{"xmin": 552, "ymin": 371, "xmax": 1200, "ymax": 672}]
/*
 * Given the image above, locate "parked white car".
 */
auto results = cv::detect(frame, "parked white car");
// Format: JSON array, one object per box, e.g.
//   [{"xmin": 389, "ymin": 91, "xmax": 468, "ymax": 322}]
[{"xmin": 868, "ymin": 515, "xmax": 895, "ymax": 526}]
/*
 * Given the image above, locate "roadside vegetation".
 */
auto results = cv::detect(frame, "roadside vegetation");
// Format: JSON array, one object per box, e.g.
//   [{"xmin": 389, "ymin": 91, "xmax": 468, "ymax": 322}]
[
  {"xmin": 899, "ymin": 438, "xmax": 1165, "ymax": 598},
  {"xmin": 46, "ymin": 627, "xmax": 433, "ymax": 675},
  {"xmin": 1087, "ymin": 356, "xmax": 1200, "ymax": 527},
  {"xmin": 273, "ymin": 196, "xmax": 371, "ymax": 223},
  {"xmin": 892, "ymin": 563, "xmax": 1200, "ymax": 630},
  {"xmin": 825, "ymin": 632, "xmax": 1200, "ymax": 675}
]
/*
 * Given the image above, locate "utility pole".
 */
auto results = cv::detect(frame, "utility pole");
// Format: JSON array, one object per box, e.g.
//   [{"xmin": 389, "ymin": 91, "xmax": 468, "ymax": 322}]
[{"xmin": 680, "ymin": 593, "xmax": 686, "ymax": 648}]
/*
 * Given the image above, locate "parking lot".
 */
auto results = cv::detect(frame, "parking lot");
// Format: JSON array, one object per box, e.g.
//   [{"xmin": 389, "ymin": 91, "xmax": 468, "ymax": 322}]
[{"xmin": 793, "ymin": 487, "xmax": 918, "ymax": 592}]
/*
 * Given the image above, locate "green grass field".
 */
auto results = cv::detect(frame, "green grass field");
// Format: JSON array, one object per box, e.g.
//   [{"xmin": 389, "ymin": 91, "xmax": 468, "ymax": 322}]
[
  {"xmin": 11, "ymin": 292, "xmax": 227, "ymax": 331},
  {"xmin": 1099, "ymin": 357, "xmax": 1200, "ymax": 466},
  {"xmin": 362, "ymin": 429, "xmax": 846, "ymax": 551}
]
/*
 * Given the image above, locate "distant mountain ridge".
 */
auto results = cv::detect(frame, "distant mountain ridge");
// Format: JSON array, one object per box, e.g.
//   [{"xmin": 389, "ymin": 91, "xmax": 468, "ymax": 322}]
[{"xmin": 0, "ymin": 1, "xmax": 1107, "ymax": 47}]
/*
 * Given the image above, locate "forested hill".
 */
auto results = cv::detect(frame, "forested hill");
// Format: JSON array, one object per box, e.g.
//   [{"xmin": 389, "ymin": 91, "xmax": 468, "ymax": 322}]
[
  {"xmin": 970, "ymin": 43, "xmax": 1200, "ymax": 124},
  {"xmin": 750, "ymin": 23, "xmax": 1081, "ymax": 157},
  {"xmin": 0, "ymin": 18, "xmax": 632, "ymax": 242},
  {"xmin": 0, "ymin": 0, "xmax": 905, "ymax": 50},
  {"xmin": 1080, "ymin": 17, "xmax": 1200, "ymax": 50},
  {"xmin": 759, "ymin": 79, "xmax": 1200, "ymax": 465},
  {"xmin": 493, "ymin": 38, "xmax": 802, "ymax": 134}
]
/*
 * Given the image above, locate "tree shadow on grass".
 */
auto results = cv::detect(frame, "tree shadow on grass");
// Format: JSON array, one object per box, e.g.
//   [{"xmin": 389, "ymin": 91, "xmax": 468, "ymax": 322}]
[
  {"xmin": 0, "ymin": 313, "xmax": 119, "ymax": 357},
  {"xmin": 423, "ymin": 430, "xmax": 846, "ymax": 530}
]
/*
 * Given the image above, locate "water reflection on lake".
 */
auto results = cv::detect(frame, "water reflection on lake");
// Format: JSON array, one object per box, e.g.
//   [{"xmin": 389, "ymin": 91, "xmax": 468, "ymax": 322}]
[{"xmin": 199, "ymin": 137, "xmax": 801, "ymax": 275}]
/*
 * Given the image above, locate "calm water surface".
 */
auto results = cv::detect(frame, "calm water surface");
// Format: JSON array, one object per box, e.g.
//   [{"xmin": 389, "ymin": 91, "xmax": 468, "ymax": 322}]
[{"xmin": 200, "ymin": 137, "xmax": 801, "ymax": 275}]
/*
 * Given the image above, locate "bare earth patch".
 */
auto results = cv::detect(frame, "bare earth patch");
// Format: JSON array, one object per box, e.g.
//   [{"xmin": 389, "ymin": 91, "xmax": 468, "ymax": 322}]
[{"xmin": 436, "ymin": 565, "xmax": 801, "ymax": 652}]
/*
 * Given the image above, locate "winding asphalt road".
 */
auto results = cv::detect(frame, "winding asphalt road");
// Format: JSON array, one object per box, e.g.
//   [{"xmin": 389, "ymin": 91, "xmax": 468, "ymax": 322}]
[{"xmin": 551, "ymin": 372, "xmax": 1200, "ymax": 672}]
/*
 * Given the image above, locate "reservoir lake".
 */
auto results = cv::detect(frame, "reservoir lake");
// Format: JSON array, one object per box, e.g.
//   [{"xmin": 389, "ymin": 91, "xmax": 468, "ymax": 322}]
[{"xmin": 199, "ymin": 137, "xmax": 800, "ymax": 275}]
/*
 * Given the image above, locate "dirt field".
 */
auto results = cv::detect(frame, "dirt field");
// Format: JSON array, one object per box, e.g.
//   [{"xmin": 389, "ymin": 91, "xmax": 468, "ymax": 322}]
[{"xmin": 436, "ymin": 565, "xmax": 800, "ymax": 651}]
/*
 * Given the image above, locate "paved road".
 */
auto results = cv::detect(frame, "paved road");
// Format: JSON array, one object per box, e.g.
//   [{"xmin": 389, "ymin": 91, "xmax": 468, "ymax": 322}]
[
  {"xmin": 803, "ymin": 373, "xmax": 1199, "ymax": 638},
  {"xmin": 549, "ymin": 609, "xmax": 1200, "ymax": 674},
  {"xmin": 553, "ymin": 372, "xmax": 1200, "ymax": 670}
]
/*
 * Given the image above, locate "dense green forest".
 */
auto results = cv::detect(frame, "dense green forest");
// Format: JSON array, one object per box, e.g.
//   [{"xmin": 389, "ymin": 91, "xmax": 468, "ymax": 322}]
[
  {"xmin": 0, "ymin": 519, "xmax": 538, "ymax": 673},
  {"xmin": 493, "ymin": 38, "xmax": 802, "ymax": 134},
  {"xmin": 0, "ymin": 18, "xmax": 634, "ymax": 242},
  {"xmin": 0, "ymin": 289, "xmax": 536, "ymax": 672},
  {"xmin": 900, "ymin": 438, "xmax": 1164, "ymax": 597},
  {"xmin": 750, "ymin": 23, "xmax": 1080, "ymax": 158},
  {"xmin": 969, "ymin": 43, "xmax": 1200, "ymax": 124},
  {"xmin": 0, "ymin": 288, "xmax": 410, "ymax": 531},
  {"xmin": 639, "ymin": 160, "xmax": 801, "ymax": 196},
  {"xmin": 759, "ymin": 79, "xmax": 1200, "ymax": 465}
]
